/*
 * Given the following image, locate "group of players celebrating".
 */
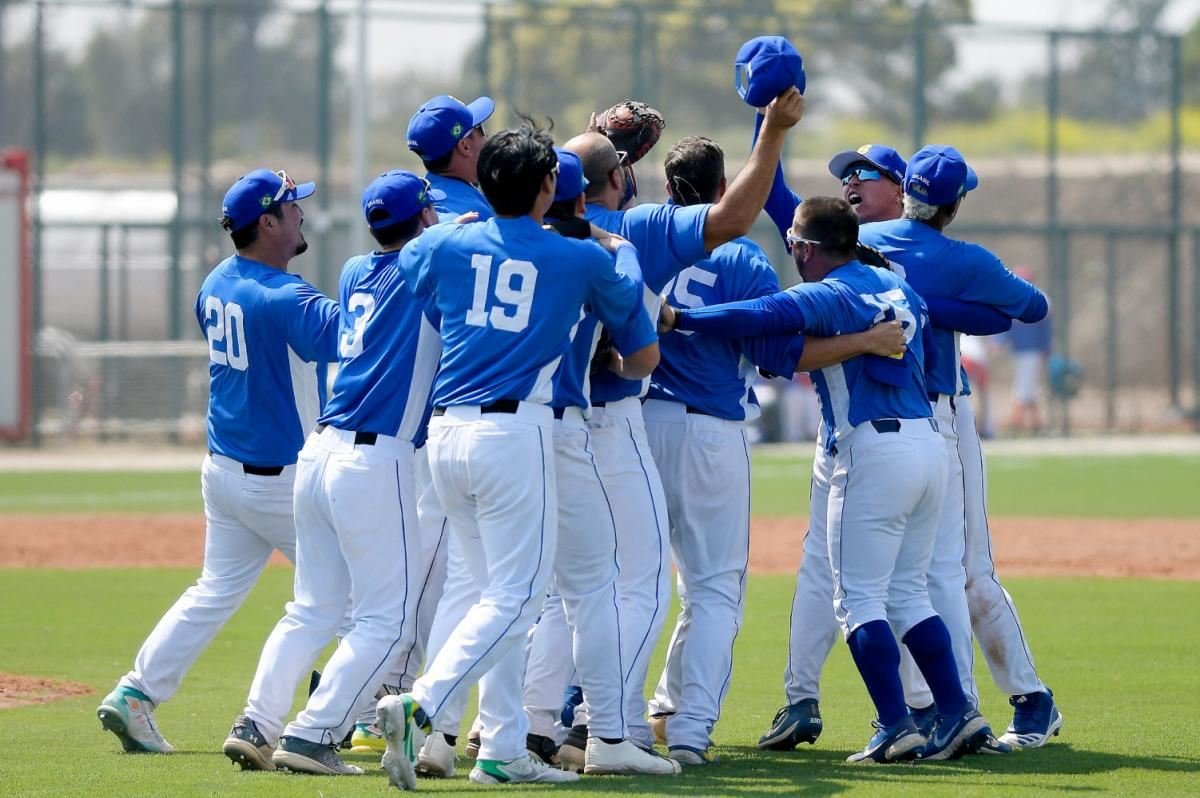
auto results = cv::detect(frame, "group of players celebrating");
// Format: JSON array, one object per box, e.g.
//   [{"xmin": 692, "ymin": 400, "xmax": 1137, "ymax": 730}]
[{"xmin": 94, "ymin": 37, "xmax": 1064, "ymax": 789}]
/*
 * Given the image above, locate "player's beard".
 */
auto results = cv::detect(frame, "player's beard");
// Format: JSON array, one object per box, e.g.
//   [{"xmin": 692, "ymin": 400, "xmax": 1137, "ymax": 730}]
[{"xmin": 294, "ymin": 235, "xmax": 308, "ymax": 257}]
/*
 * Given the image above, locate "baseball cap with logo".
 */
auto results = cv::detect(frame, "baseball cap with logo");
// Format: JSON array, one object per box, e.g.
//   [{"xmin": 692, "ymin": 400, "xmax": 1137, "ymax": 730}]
[
  {"xmin": 221, "ymin": 169, "xmax": 316, "ymax": 232},
  {"xmin": 827, "ymin": 144, "xmax": 907, "ymax": 185},
  {"xmin": 361, "ymin": 170, "xmax": 447, "ymax": 230},
  {"xmin": 407, "ymin": 95, "xmax": 496, "ymax": 161},
  {"xmin": 553, "ymin": 147, "xmax": 589, "ymax": 203},
  {"xmin": 734, "ymin": 36, "xmax": 806, "ymax": 108},
  {"xmin": 904, "ymin": 145, "xmax": 979, "ymax": 206}
]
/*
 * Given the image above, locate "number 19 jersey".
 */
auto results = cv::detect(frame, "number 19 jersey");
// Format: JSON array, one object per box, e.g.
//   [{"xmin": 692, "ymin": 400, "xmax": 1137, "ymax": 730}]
[
  {"xmin": 399, "ymin": 216, "xmax": 643, "ymax": 408},
  {"xmin": 195, "ymin": 255, "xmax": 340, "ymax": 467}
]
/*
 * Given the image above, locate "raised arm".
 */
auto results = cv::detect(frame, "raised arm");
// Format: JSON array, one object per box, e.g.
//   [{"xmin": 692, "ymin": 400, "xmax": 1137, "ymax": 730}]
[{"xmin": 702, "ymin": 88, "xmax": 805, "ymax": 251}]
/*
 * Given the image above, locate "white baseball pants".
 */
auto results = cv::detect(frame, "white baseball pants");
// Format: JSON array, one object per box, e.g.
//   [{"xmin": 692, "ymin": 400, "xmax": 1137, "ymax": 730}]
[
  {"xmin": 243, "ymin": 427, "xmax": 421, "ymax": 745},
  {"xmin": 411, "ymin": 404, "xmax": 558, "ymax": 762},
  {"xmin": 829, "ymin": 419, "xmax": 947, "ymax": 640},
  {"xmin": 782, "ymin": 441, "xmax": 841, "ymax": 705},
  {"xmin": 643, "ymin": 399, "xmax": 751, "ymax": 752},
  {"xmin": 522, "ymin": 589, "xmax": 574, "ymax": 741},
  {"xmin": 120, "ymin": 453, "xmax": 296, "ymax": 705},
  {"xmin": 586, "ymin": 397, "xmax": 671, "ymax": 747}
]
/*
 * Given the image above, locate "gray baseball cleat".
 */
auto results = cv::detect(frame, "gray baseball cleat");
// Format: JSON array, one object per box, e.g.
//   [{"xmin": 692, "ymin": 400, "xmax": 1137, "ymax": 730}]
[
  {"xmin": 272, "ymin": 735, "xmax": 364, "ymax": 775},
  {"xmin": 223, "ymin": 714, "xmax": 276, "ymax": 771}
]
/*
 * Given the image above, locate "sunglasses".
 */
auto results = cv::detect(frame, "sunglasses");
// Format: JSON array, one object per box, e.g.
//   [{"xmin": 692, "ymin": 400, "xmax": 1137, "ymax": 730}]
[
  {"xmin": 272, "ymin": 169, "xmax": 297, "ymax": 202},
  {"xmin": 786, "ymin": 233, "xmax": 822, "ymax": 247},
  {"xmin": 841, "ymin": 167, "xmax": 884, "ymax": 185}
]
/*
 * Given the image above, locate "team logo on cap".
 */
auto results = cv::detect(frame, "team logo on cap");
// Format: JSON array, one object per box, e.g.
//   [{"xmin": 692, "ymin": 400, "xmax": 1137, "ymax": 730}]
[
  {"xmin": 259, "ymin": 195, "xmax": 273, "ymax": 208},
  {"xmin": 366, "ymin": 198, "xmax": 385, "ymax": 208},
  {"xmin": 857, "ymin": 145, "xmax": 872, "ymax": 155},
  {"xmin": 452, "ymin": 123, "xmax": 464, "ymax": 138}
]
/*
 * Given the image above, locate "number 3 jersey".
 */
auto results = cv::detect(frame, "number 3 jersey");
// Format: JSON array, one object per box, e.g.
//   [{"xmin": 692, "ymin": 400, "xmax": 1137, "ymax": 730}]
[
  {"xmin": 195, "ymin": 255, "xmax": 340, "ymax": 467},
  {"xmin": 317, "ymin": 250, "xmax": 442, "ymax": 443},
  {"xmin": 399, "ymin": 216, "xmax": 644, "ymax": 408}
]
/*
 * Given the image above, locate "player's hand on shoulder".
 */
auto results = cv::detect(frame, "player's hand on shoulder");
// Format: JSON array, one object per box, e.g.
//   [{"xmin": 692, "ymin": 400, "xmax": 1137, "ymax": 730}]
[
  {"xmin": 658, "ymin": 302, "xmax": 679, "ymax": 334},
  {"xmin": 453, "ymin": 211, "xmax": 480, "ymax": 225},
  {"xmin": 864, "ymin": 319, "xmax": 906, "ymax": 358},
  {"xmin": 764, "ymin": 87, "xmax": 805, "ymax": 130},
  {"xmin": 592, "ymin": 227, "xmax": 632, "ymax": 254}
]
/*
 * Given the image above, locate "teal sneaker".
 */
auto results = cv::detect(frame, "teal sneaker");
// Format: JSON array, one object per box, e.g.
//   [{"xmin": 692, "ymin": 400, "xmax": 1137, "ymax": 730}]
[
  {"xmin": 377, "ymin": 694, "xmax": 430, "ymax": 791},
  {"xmin": 97, "ymin": 685, "xmax": 173, "ymax": 753}
]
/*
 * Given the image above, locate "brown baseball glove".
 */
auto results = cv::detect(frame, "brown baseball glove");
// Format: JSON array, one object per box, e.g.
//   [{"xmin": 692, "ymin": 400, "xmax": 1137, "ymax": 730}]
[{"xmin": 593, "ymin": 100, "xmax": 665, "ymax": 165}]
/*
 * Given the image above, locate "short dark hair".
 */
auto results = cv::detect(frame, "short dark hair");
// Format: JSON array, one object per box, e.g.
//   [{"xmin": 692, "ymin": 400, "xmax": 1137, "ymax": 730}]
[
  {"xmin": 226, "ymin": 203, "xmax": 284, "ymax": 250},
  {"xmin": 664, "ymin": 136, "xmax": 724, "ymax": 206},
  {"xmin": 368, "ymin": 208, "xmax": 425, "ymax": 248},
  {"xmin": 422, "ymin": 149, "xmax": 455, "ymax": 176},
  {"xmin": 477, "ymin": 123, "xmax": 557, "ymax": 217},
  {"xmin": 797, "ymin": 196, "xmax": 859, "ymax": 258}
]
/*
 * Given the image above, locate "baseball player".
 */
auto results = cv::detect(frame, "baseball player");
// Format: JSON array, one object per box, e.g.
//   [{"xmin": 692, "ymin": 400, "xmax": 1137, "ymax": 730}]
[
  {"xmin": 756, "ymin": 142, "xmax": 1016, "ymax": 754},
  {"xmin": 408, "ymin": 94, "xmax": 496, "ymax": 223},
  {"xmin": 97, "ymin": 170, "xmax": 337, "ymax": 755},
  {"xmin": 663, "ymin": 196, "xmax": 988, "ymax": 763},
  {"xmin": 375, "ymin": 125, "xmax": 649, "ymax": 788},
  {"xmin": 517, "ymin": 147, "xmax": 682, "ymax": 776},
  {"xmin": 220, "ymin": 171, "xmax": 445, "ymax": 778},
  {"xmin": 554, "ymin": 87, "xmax": 805, "ymax": 764},
  {"xmin": 858, "ymin": 146, "xmax": 1060, "ymax": 750},
  {"xmin": 641, "ymin": 136, "xmax": 912, "ymax": 764}
]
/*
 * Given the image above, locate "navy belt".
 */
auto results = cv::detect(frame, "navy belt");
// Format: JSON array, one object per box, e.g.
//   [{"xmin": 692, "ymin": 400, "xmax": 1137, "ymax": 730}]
[
  {"xmin": 434, "ymin": 399, "xmax": 521, "ymax": 417},
  {"xmin": 211, "ymin": 451, "xmax": 285, "ymax": 476},
  {"xmin": 315, "ymin": 423, "xmax": 376, "ymax": 446},
  {"xmin": 870, "ymin": 419, "xmax": 901, "ymax": 434},
  {"xmin": 928, "ymin": 391, "xmax": 957, "ymax": 411},
  {"xmin": 553, "ymin": 407, "xmax": 566, "ymax": 419}
]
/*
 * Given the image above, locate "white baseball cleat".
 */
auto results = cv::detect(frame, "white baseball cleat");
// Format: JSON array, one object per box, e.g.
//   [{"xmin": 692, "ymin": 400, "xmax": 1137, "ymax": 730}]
[
  {"xmin": 469, "ymin": 753, "xmax": 581, "ymax": 785},
  {"xmin": 377, "ymin": 694, "xmax": 428, "ymax": 791},
  {"xmin": 416, "ymin": 731, "xmax": 457, "ymax": 778},
  {"xmin": 96, "ymin": 686, "xmax": 174, "ymax": 754},
  {"xmin": 584, "ymin": 738, "xmax": 681, "ymax": 775}
]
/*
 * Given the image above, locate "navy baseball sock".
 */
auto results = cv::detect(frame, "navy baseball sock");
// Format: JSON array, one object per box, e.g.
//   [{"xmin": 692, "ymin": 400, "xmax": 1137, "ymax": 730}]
[
  {"xmin": 847, "ymin": 620, "xmax": 907, "ymax": 727},
  {"xmin": 902, "ymin": 616, "xmax": 968, "ymax": 717}
]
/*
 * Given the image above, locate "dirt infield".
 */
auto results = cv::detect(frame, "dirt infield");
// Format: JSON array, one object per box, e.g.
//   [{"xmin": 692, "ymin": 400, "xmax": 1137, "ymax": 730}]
[
  {"xmin": 0, "ymin": 673, "xmax": 93, "ymax": 709},
  {"xmin": 1, "ymin": 513, "xmax": 1196, "ymax": 579}
]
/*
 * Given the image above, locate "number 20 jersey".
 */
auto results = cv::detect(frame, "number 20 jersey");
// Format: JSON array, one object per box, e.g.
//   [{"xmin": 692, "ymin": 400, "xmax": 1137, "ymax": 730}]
[
  {"xmin": 399, "ymin": 216, "xmax": 644, "ymax": 408},
  {"xmin": 195, "ymin": 254, "xmax": 340, "ymax": 467}
]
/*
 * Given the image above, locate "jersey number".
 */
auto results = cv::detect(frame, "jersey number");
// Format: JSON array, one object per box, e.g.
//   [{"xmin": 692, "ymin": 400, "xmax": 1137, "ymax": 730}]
[
  {"xmin": 205, "ymin": 297, "xmax": 249, "ymax": 371},
  {"xmin": 339, "ymin": 292, "xmax": 377, "ymax": 359},
  {"xmin": 466, "ymin": 255, "xmax": 538, "ymax": 333},
  {"xmin": 664, "ymin": 266, "xmax": 718, "ymax": 337},
  {"xmin": 860, "ymin": 289, "xmax": 918, "ymax": 344}
]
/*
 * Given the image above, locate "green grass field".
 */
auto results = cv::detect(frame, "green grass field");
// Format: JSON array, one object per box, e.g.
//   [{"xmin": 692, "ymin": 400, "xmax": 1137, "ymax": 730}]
[{"xmin": 1, "ymin": 453, "xmax": 1198, "ymax": 795}]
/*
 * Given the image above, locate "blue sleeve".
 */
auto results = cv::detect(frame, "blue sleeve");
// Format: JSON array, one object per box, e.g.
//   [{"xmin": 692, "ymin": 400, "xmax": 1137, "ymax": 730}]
[
  {"xmin": 925, "ymin": 296, "xmax": 1013, "ymax": 335},
  {"xmin": 753, "ymin": 112, "xmax": 802, "ymax": 245},
  {"xmin": 613, "ymin": 244, "xmax": 644, "ymax": 285},
  {"xmin": 738, "ymin": 333, "xmax": 806, "ymax": 379},
  {"xmin": 663, "ymin": 204, "xmax": 711, "ymax": 273},
  {"xmin": 675, "ymin": 283, "xmax": 848, "ymax": 338},
  {"xmin": 398, "ymin": 225, "xmax": 449, "ymax": 300},
  {"xmin": 286, "ymin": 281, "xmax": 341, "ymax": 362},
  {"xmin": 608, "ymin": 305, "xmax": 657, "ymax": 354},
  {"xmin": 956, "ymin": 244, "xmax": 1050, "ymax": 323},
  {"xmin": 585, "ymin": 243, "xmax": 643, "ymax": 334}
]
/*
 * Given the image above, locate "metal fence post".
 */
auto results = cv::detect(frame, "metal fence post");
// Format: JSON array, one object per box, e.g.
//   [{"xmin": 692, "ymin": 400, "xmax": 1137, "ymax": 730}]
[
  {"xmin": 169, "ymin": 0, "xmax": 184, "ymax": 341},
  {"xmin": 317, "ymin": 0, "xmax": 333, "ymax": 292},
  {"xmin": 1104, "ymin": 233, "xmax": 1117, "ymax": 430},
  {"xmin": 1193, "ymin": 230, "xmax": 1200, "ymax": 428},
  {"xmin": 911, "ymin": 3, "xmax": 929, "ymax": 152},
  {"xmin": 1167, "ymin": 34, "xmax": 1183, "ymax": 410},
  {"xmin": 30, "ymin": 0, "xmax": 46, "ymax": 446},
  {"xmin": 199, "ymin": 1, "xmax": 214, "ymax": 272}
]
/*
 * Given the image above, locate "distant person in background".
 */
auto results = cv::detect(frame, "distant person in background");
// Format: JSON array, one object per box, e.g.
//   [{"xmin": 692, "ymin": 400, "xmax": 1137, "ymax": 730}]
[
  {"xmin": 958, "ymin": 335, "xmax": 993, "ymax": 439},
  {"xmin": 1006, "ymin": 266, "xmax": 1052, "ymax": 436}
]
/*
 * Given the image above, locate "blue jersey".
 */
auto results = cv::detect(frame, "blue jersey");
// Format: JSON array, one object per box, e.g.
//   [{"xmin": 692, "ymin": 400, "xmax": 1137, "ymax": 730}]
[
  {"xmin": 427, "ymin": 172, "xmax": 495, "ymax": 224},
  {"xmin": 399, "ymin": 216, "xmax": 644, "ymax": 407},
  {"xmin": 676, "ymin": 260, "xmax": 932, "ymax": 453},
  {"xmin": 318, "ymin": 250, "xmax": 441, "ymax": 443},
  {"xmin": 859, "ymin": 219, "xmax": 1048, "ymax": 396},
  {"xmin": 647, "ymin": 236, "xmax": 802, "ymax": 421},
  {"xmin": 196, "ymin": 255, "xmax": 339, "ymax": 467},
  {"xmin": 584, "ymin": 201, "xmax": 710, "ymax": 402},
  {"xmin": 551, "ymin": 246, "xmax": 657, "ymax": 411}
]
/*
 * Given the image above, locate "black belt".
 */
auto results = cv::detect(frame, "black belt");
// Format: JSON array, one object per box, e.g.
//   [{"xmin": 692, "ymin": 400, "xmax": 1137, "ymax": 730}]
[
  {"xmin": 315, "ymin": 423, "xmax": 376, "ymax": 446},
  {"xmin": 553, "ymin": 407, "xmax": 566, "ymax": 419},
  {"xmin": 868, "ymin": 418, "xmax": 938, "ymax": 434},
  {"xmin": 211, "ymin": 451, "xmax": 285, "ymax": 476},
  {"xmin": 433, "ymin": 399, "xmax": 521, "ymax": 417},
  {"xmin": 685, "ymin": 405, "xmax": 709, "ymax": 416},
  {"xmin": 591, "ymin": 401, "xmax": 607, "ymax": 408}
]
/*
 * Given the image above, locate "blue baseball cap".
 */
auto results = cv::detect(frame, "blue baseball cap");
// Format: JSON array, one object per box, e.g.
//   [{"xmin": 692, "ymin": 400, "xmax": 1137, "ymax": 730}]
[
  {"xmin": 221, "ymin": 169, "xmax": 315, "ymax": 232},
  {"xmin": 553, "ymin": 147, "xmax": 588, "ymax": 203},
  {"xmin": 406, "ymin": 95, "xmax": 496, "ymax": 161},
  {"xmin": 904, "ymin": 145, "xmax": 980, "ymax": 206},
  {"xmin": 361, "ymin": 170, "xmax": 446, "ymax": 230},
  {"xmin": 828, "ymin": 144, "xmax": 907, "ymax": 185},
  {"xmin": 734, "ymin": 36, "xmax": 806, "ymax": 108}
]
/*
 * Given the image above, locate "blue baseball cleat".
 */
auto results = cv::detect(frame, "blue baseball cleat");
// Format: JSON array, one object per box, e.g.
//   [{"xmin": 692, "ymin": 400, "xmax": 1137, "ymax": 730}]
[
  {"xmin": 757, "ymin": 699, "xmax": 823, "ymax": 750},
  {"xmin": 846, "ymin": 716, "xmax": 925, "ymax": 764},
  {"xmin": 908, "ymin": 704, "xmax": 937, "ymax": 738},
  {"xmin": 999, "ymin": 689, "xmax": 1063, "ymax": 749},
  {"xmin": 918, "ymin": 707, "xmax": 990, "ymax": 761}
]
